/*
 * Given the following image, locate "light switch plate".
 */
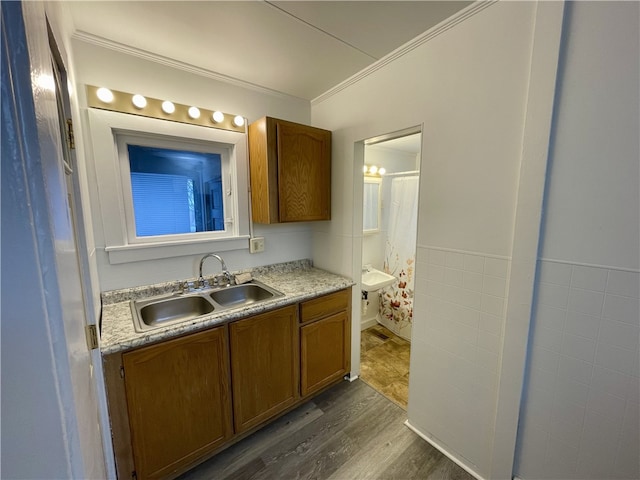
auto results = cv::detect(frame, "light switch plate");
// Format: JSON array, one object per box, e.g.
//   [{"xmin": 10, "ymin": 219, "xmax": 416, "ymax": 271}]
[{"xmin": 249, "ymin": 236, "xmax": 265, "ymax": 253}]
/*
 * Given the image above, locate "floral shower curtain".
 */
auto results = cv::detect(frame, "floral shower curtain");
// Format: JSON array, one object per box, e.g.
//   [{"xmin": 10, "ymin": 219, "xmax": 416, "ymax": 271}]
[{"xmin": 379, "ymin": 176, "xmax": 419, "ymax": 340}]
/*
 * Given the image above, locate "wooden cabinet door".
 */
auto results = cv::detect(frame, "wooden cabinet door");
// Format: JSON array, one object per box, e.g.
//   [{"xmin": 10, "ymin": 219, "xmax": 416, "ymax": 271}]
[
  {"xmin": 300, "ymin": 311, "xmax": 351, "ymax": 397},
  {"xmin": 122, "ymin": 326, "xmax": 232, "ymax": 480},
  {"xmin": 275, "ymin": 120, "xmax": 331, "ymax": 222},
  {"xmin": 230, "ymin": 305, "xmax": 299, "ymax": 433}
]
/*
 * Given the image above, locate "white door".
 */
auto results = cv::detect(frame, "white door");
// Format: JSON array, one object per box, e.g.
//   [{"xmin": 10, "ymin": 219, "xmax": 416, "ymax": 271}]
[{"xmin": 47, "ymin": 18, "xmax": 107, "ymax": 479}]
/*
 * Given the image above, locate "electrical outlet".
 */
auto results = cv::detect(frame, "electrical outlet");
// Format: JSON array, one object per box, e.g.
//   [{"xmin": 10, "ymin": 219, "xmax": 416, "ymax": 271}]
[{"xmin": 249, "ymin": 236, "xmax": 265, "ymax": 253}]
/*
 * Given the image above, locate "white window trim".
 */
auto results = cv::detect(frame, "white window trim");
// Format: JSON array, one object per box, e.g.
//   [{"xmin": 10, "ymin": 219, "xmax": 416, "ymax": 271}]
[
  {"xmin": 87, "ymin": 109, "xmax": 250, "ymax": 264},
  {"xmin": 116, "ymin": 132, "xmax": 236, "ymax": 244}
]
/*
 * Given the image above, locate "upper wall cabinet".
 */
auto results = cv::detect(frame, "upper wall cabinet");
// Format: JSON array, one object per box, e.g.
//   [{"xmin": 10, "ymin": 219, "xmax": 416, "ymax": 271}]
[{"xmin": 248, "ymin": 116, "xmax": 331, "ymax": 223}]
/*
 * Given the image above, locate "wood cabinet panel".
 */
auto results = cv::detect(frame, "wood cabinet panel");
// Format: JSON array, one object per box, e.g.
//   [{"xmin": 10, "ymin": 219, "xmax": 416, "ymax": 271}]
[
  {"xmin": 248, "ymin": 116, "xmax": 278, "ymax": 223},
  {"xmin": 229, "ymin": 305, "xmax": 299, "ymax": 433},
  {"xmin": 103, "ymin": 353, "xmax": 135, "ymax": 480},
  {"xmin": 248, "ymin": 116, "xmax": 331, "ymax": 224},
  {"xmin": 122, "ymin": 327, "xmax": 232, "ymax": 480},
  {"xmin": 276, "ymin": 120, "xmax": 331, "ymax": 222},
  {"xmin": 300, "ymin": 311, "xmax": 351, "ymax": 397},
  {"xmin": 300, "ymin": 289, "xmax": 350, "ymax": 324}
]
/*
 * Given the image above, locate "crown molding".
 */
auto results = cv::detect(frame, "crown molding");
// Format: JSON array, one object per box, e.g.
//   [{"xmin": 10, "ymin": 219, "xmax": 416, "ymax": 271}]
[
  {"xmin": 311, "ymin": 0, "xmax": 497, "ymax": 106},
  {"xmin": 72, "ymin": 30, "xmax": 304, "ymax": 102}
]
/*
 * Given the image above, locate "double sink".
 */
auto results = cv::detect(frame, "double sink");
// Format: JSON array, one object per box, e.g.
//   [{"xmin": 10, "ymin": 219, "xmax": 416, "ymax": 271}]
[{"xmin": 130, "ymin": 280, "xmax": 284, "ymax": 332}]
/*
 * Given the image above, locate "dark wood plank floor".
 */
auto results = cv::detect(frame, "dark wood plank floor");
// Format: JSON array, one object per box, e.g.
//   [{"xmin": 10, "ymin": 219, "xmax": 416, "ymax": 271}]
[{"xmin": 178, "ymin": 380, "xmax": 475, "ymax": 480}]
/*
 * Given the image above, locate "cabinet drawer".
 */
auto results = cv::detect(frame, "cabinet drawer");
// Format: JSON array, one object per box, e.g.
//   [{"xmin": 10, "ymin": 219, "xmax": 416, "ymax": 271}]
[{"xmin": 300, "ymin": 289, "xmax": 349, "ymax": 324}]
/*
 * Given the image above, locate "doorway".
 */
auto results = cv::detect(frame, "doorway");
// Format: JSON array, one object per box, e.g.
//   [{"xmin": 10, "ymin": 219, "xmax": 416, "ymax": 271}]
[{"xmin": 358, "ymin": 129, "xmax": 422, "ymax": 410}]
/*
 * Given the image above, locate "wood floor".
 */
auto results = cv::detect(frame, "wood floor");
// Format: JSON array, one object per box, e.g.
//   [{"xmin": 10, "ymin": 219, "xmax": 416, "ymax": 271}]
[
  {"xmin": 360, "ymin": 325, "xmax": 410, "ymax": 409},
  {"xmin": 178, "ymin": 380, "xmax": 474, "ymax": 480}
]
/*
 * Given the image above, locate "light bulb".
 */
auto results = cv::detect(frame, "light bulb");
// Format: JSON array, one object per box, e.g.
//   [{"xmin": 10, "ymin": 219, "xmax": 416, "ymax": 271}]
[
  {"xmin": 233, "ymin": 115, "xmax": 245, "ymax": 127},
  {"xmin": 212, "ymin": 111, "xmax": 224, "ymax": 123},
  {"xmin": 96, "ymin": 87, "xmax": 114, "ymax": 103},
  {"xmin": 131, "ymin": 94, "xmax": 147, "ymax": 109},
  {"xmin": 161, "ymin": 100, "xmax": 175, "ymax": 114},
  {"xmin": 188, "ymin": 106, "xmax": 201, "ymax": 119},
  {"xmin": 363, "ymin": 165, "xmax": 368, "ymax": 173},
  {"xmin": 369, "ymin": 165, "xmax": 378, "ymax": 175},
  {"xmin": 378, "ymin": 167, "xmax": 386, "ymax": 176}
]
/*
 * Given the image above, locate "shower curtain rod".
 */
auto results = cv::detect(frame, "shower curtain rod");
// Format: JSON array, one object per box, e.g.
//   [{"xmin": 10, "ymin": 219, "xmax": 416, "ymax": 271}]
[{"xmin": 383, "ymin": 170, "xmax": 419, "ymax": 177}]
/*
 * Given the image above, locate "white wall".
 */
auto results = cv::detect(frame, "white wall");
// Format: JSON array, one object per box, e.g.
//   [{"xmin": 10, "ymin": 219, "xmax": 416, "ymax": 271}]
[
  {"xmin": 515, "ymin": 2, "xmax": 640, "ymax": 479},
  {"xmin": 71, "ymin": 40, "xmax": 314, "ymax": 290},
  {"xmin": 537, "ymin": 2, "xmax": 639, "ymax": 271},
  {"xmin": 312, "ymin": 2, "xmax": 543, "ymax": 477}
]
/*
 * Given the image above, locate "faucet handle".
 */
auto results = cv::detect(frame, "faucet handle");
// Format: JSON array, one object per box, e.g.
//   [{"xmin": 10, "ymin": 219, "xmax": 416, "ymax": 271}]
[{"xmin": 213, "ymin": 272, "xmax": 233, "ymax": 287}]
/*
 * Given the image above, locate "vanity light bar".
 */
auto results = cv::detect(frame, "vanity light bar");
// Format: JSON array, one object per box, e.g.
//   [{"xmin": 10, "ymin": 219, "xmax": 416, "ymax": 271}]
[
  {"xmin": 363, "ymin": 165, "xmax": 386, "ymax": 176},
  {"xmin": 86, "ymin": 85, "xmax": 246, "ymax": 133}
]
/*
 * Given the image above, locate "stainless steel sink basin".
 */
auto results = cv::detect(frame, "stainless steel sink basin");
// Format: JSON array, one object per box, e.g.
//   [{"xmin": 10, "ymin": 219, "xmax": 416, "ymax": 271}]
[
  {"xmin": 130, "ymin": 280, "xmax": 284, "ymax": 332},
  {"xmin": 133, "ymin": 295, "xmax": 216, "ymax": 331},
  {"xmin": 208, "ymin": 283, "xmax": 278, "ymax": 307}
]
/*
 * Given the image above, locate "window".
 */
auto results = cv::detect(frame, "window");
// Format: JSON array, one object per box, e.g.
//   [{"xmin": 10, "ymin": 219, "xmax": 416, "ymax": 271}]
[
  {"xmin": 88, "ymin": 109, "xmax": 250, "ymax": 264},
  {"xmin": 117, "ymin": 133, "xmax": 235, "ymax": 245},
  {"xmin": 126, "ymin": 145, "xmax": 224, "ymax": 236}
]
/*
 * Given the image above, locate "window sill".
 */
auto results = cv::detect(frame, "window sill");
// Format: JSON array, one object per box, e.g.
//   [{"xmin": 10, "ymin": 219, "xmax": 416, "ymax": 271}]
[{"xmin": 105, "ymin": 236, "xmax": 250, "ymax": 264}]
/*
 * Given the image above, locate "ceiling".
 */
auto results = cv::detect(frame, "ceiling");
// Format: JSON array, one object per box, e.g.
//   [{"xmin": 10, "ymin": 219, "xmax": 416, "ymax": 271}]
[{"xmin": 67, "ymin": 1, "xmax": 472, "ymax": 100}]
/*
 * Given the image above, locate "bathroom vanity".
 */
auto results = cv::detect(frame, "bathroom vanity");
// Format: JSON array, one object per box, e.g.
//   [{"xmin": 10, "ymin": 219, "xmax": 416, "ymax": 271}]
[{"xmin": 100, "ymin": 261, "xmax": 352, "ymax": 480}]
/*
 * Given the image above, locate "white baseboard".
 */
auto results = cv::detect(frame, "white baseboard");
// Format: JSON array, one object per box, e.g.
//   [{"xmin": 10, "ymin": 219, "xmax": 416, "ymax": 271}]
[
  {"xmin": 345, "ymin": 373, "xmax": 359, "ymax": 382},
  {"xmin": 404, "ymin": 420, "xmax": 485, "ymax": 480},
  {"xmin": 360, "ymin": 316, "xmax": 378, "ymax": 330}
]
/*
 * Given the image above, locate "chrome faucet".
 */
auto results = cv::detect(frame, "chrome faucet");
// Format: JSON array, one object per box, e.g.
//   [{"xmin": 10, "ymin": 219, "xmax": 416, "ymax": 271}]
[{"xmin": 199, "ymin": 253, "xmax": 232, "ymax": 287}]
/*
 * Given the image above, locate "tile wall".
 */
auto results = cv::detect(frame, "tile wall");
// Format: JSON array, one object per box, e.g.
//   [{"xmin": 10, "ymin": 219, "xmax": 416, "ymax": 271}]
[
  {"xmin": 516, "ymin": 260, "xmax": 640, "ymax": 479},
  {"xmin": 410, "ymin": 246, "xmax": 510, "ymax": 474}
]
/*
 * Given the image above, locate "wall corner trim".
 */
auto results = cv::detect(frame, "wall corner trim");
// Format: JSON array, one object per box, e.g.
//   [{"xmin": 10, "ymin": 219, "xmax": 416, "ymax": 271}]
[
  {"xmin": 489, "ymin": 1, "xmax": 566, "ymax": 479},
  {"xmin": 311, "ymin": 0, "xmax": 497, "ymax": 106}
]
